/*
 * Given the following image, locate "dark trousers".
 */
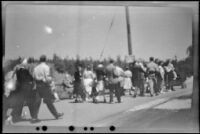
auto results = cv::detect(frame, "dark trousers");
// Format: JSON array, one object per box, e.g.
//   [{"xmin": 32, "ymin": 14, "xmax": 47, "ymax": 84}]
[
  {"xmin": 26, "ymin": 90, "xmax": 42, "ymax": 119},
  {"xmin": 109, "ymin": 82, "xmax": 121, "ymax": 103},
  {"xmin": 139, "ymin": 79, "xmax": 145, "ymax": 96},
  {"xmin": 36, "ymin": 81, "xmax": 59, "ymax": 118},
  {"xmin": 10, "ymin": 82, "xmax": 41, "ymax": 121}
]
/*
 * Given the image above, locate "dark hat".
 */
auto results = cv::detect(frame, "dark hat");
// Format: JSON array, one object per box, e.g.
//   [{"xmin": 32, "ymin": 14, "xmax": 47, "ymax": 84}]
[{"xmin": 40, "ymin": 55, "xmax": 47, "ymax": 62}]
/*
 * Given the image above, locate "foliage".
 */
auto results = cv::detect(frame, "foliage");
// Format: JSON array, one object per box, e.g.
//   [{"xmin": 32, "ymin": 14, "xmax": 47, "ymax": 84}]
[{"xmin": 3, "ymin": 44, "xmax": 194, "ymax": 79}]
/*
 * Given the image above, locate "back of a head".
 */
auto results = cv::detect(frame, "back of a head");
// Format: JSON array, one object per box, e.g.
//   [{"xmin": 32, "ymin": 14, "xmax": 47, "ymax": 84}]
[
  {"xmin": 155, "ymin": 58, "xmax": 159, "ymax": 64},
  {"xmin": 16, "ymin": 65, "xmax": 33, "ymax": 83},
  {"xmin": 28, "ymin": 57, "xmax": 34, "ymax": 64},
  {"xmin": 40, "ymin": 55, "xmax": 47, "ymax": 62},
  {"xmin": 109, "ymin": 59, "xmax": 114, "ymax": 64},
  {"xmin": 149, "ymin": 57, "xmax": 154, "ymax": 62}
]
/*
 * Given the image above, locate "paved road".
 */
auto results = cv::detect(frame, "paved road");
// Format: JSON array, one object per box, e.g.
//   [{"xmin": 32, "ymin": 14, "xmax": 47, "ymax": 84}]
[{"xmin": 3, "ymin": 77, "xmax": 193, "ymax": 132}]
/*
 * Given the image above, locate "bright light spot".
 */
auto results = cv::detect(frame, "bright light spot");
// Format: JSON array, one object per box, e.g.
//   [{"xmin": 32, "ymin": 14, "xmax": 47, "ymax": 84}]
[
  {"xmin": 44, "ymin": 25, "xmax": 53, "ymax": 34},
  {"xmin": 7, "ymin": 82, "xmax": 13, "ymax": 90}
]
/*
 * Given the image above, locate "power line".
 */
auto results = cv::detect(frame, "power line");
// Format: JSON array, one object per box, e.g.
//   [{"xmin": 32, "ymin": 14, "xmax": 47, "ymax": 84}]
[{"xmin": 99, "ymin": 9, "xmax": 116, "ymax": 60}]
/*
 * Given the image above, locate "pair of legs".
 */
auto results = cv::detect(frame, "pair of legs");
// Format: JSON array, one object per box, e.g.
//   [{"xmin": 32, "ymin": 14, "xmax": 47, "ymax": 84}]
[
  {"xmin": 157, "ymin": 78, "xmax": 165, "ymax": 93},
  {"xmin": 74, "ymin": 81, "xmax": 86, "ymax": 102},
  {"xmin": 10, "ymin": 83, "xmax": 41, "ymax": 123},
  {"xmin": 92, "ymin": 80, "xmax": 106, "ymax": 103},
  {"xmin": 36, "ymin": 81, "xmax": 63, "ymax": 119},
  {"xmin": 109, "ymin": 82, "xmax": 122, "ymax": 103},
  {"xmin": 148, "ymin": 76, "xmax": 158, "ymax": 96},
  {"xmin": 139, "ymin": 79, "xmax": 145, "ymax": 96}
]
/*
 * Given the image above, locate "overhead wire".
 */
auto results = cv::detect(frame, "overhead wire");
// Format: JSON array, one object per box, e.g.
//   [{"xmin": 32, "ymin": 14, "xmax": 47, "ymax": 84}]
[{"xmin": 99, "ymin": 8, "xmax": 116, "ymax": 60}]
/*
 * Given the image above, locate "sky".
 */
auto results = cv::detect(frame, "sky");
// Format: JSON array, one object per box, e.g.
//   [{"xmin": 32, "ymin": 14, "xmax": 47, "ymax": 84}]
[{"xmin": 4, "ymin": 4, "xmax": 192, "ymax": 61}]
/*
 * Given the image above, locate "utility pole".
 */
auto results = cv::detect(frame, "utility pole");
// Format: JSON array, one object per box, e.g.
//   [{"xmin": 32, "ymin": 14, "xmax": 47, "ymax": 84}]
[
  {"xmin": 125, "ymin": 6, "xmax": 132, "ymax": 55},
  {"xmin": 191, "ymin": 10, "xmax": 199, "ymax": 130}
]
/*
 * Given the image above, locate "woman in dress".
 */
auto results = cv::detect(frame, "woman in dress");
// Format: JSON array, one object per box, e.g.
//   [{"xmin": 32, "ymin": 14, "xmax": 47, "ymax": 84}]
[
  {"xmin": 83, "ymin": 65, "xmax": 95, "ymax": 101},
  {"xmin": 123, "ymin": 66, "xmax": 133, "ymax": 95}
]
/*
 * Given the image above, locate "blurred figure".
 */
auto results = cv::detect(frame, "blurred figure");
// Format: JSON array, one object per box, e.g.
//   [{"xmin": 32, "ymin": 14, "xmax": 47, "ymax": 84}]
[
  {"xmin": 157, "ymin": 60, "xmax": 165, "ymax": 93},
  {"xmin": 33, "ymin": 55, "xmax": 64, "ymax": 119},
  {"xmin": 164, "ymin": 59, "xmax": 177, "ymax": 91},
  {"xmin": 123, "ymin": 66, "xmax": 133, "ymax": 95},
  {"xmin": 130, "ymin": 60, "xmax": 146, "ymax": 97},
  {"xmin": 130, "ymin": 61, "xmax": 140, "ymax": 97},
  {"xmin": 50, "ymin": 80, "xmax": 60, "ymax": 102},
  {"xmin": 92, "ymin": 62, "xmax": 107, "ymax": 103},
  {"xmin": 83, "ymin": 65, "xmax": 96, "ymax": 101},
  {"xmin": 106, "ymin": 59, "xmax": 122, "ymax": 103},
  {"xmin": 7, "ymin": 58, "xmax": 41, "ymax": 123},
  {"xmin": 73, "ymin": 63, "xmax": 86, "ymax": 102},
  {"xmin": 138, "ymin": 60, "xmax": 147, "ymax": 96},
  {"xmin": 146, "ymin": 57, "xmax": 160, "ymax": 96},
  {"xmin": 114, "ymin": 66, "xmax": 124, "ymax": 101}
]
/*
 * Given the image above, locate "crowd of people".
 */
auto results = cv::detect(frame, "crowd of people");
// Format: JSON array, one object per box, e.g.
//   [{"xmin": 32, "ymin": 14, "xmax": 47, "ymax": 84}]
[
  {"xmin": 3, "ymin": 55, "xmax": 179, "ymax": 124},
  {"xmin": 72, "ymin": 57, "xmax": 178, "ymax": 103}
]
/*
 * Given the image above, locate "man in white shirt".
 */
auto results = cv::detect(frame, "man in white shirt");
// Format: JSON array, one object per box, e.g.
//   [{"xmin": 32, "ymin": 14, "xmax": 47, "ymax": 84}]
[
  {"xmin": 146, "ymin": 57, "xmax": 159, "ymax": 96},
  {"xmin": 33, "ymin": 55, "xmax": 63, "ymax": 120}
]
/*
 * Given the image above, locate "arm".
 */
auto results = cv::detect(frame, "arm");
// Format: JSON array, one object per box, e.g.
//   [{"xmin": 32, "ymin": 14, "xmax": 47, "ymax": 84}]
[{"xmin": 11, "ymin": 65, "xmax": 18, "ymax": 78}]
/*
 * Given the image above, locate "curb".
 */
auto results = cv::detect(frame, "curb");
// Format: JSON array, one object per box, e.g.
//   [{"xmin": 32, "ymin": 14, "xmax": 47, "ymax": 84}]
[
  {"xmin": 125, "ymin": 98, "xmax": 171, "ymax": 113},
  {"xmin": 94, "ymin": 91, "xmax": 192, "ymax": 127},
  {"xmin": 126, "ymin": 91, "xmax": 192, "ymax": 113}
]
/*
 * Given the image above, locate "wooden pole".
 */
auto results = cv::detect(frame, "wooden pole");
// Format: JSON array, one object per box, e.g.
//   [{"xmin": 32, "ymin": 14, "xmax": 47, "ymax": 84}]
[
  {"xmin": 191, "ymin": 9, "xmax": 199, "ymax": 130},
  {"xmin": 125, "ymin": 6, "xmax": 132, "ymax": 55}
]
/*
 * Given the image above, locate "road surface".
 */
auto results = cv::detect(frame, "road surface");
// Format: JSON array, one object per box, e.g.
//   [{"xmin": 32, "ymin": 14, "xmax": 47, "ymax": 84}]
[{"xmin": 3, "ymin": 77, "xmax": 194, "ymax": 133}]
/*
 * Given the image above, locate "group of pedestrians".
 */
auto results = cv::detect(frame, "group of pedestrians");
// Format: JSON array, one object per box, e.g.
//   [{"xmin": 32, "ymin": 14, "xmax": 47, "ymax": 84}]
[
  {"xmin": 130, "ymin": 57, "xmax": 177, "ymax": 97},
  {"xmin": 3, "ymin": 55, "xmax": 64, "ymax": 124},
  {"xmin": 3, "ymin": 55, "xmax": 178, "ymax": 124},
  {"xmin": 72, "ymin": 57, "xmax": 178, "ymax": 104}
]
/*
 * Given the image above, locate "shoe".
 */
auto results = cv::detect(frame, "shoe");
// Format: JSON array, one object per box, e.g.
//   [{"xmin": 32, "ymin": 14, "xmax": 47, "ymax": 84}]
[
  {"xmin": 150, "ymin": 94, "xmax": 154, "ymax": 97},
  {"xmin": 55, "ymin": 113, "xmax": 64, "ymax": 119},
  {"xmin": 109, "ymin": 101, "xmax": 114, "ymax": 104},
  {"xmin": 171, "ymin": 88, "xmax": 175, "ymax": 91},
  {"xmin": 5, "ymin": 116, "xmax": 13, "ymax": 125},
  {"xmin": 31, "ymin": 118, "xmax": 41, "ymax": 124},
  {"xmin": 93, "ymin": 98, "xmax": 98, "ymax": 103},
  {"xmin": 117, "ymin": 100, "xmax": 123, "ymax": 103}
]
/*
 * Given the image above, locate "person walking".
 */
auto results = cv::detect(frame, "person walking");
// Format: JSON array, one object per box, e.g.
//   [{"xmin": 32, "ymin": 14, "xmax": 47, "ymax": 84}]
[
  {"xmin": 146, "ymin": 57, "xmax": 160, "ymax": 97},
  {"xmin": 8, "ymin": 58, "xmax": 41, "ymax": 123},
  {"xmin": 157, "ymin": 60, "xmax": 165, "ymax": 93},
  {"xmin": 33, "ymin": 55, "xmax": 64, "ymax": 119},
  {"xmin": 93, "ymin": 62, "xmax": 107, "ymax": 103},
  {"xmin": 83, "ymin": 65, "xmax": 95, "ymax": 101},
  {"xmin": 73, "ymin": 63, "xmax": 86, "ymax": 103},
  {"xmin": 106, "ymin": 60, "xmax": 122, "ymax": 103},
  {"xmin": 123, "ymin": 66, "xmax": 133, "ymax": 95},
  {"xmin": 164, "ymin": 59, "xmax": 177, "ymax": 91}
]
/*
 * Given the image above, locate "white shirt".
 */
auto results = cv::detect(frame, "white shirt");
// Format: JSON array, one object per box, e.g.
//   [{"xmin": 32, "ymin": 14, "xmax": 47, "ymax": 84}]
[
  {"xmin": 124, "ymin": 70, "xmax": 132, "ymax": 78},
  {"xmin": 33, "ymin": 62, "xmax": 52, "ymax": 82}
]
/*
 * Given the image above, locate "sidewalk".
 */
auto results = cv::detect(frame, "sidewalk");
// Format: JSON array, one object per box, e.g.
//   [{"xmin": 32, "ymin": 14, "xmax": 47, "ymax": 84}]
[{"xmin": 112, "ymin": 93, "xmax": 199, "ymax": 133}]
